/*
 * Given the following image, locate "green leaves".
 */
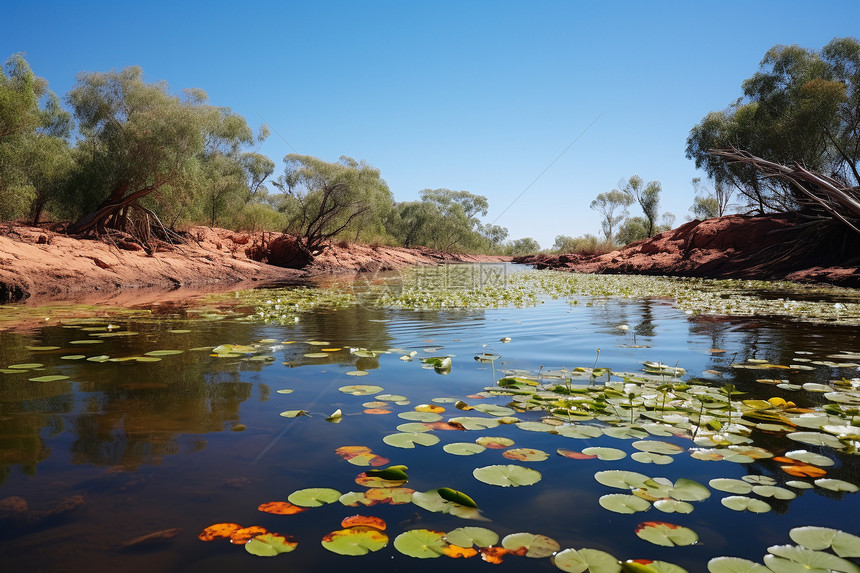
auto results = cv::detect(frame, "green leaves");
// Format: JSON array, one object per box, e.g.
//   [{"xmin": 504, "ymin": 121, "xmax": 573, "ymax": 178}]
[
  {"xmin": 634, "ymin": 522, "xmax": 698, "ymax": 547},
  {"xmin": 287, "ymin": 488, "xmax": 341, "ymax": 508},
  {"xmin": 472, "ymin": 464, "xmax": 542, "ymax": 487}
]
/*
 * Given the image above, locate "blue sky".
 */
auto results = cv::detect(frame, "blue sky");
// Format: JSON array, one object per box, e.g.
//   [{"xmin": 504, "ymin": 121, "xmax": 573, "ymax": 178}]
[{"xmin": 5, "ymin": 0, "xmax": 860, "ymax": 248}]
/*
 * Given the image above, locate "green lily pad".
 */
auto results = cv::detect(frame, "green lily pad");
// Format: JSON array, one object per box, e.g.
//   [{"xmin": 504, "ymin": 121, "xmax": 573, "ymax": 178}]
[
  {"xmin": 339, "ymin": 384, "xmax": 383, "ymax": 395},
  {"xmin": 634, "ymin": 521, "xmax": 698, "ymax": 547},
  {"xmin": 410, "ymin": 490, "xmax": 483, "ymax": 519},
  {"xmin": 60, "ymin": 355, "xmax": 86, "ymax": 360},
  {"xmin": 707, "ymin": 556, "xmax": 770, "ymax": 572},
  {"xmin": 556, "ymin": 425, "xmax": 603, "ymax": 439},
  {"xmin": 814, "ymin": 478, "xmax": 858, "ymax": 492},
  {"xmin": 473, "ymin": 464, "xmax": 542, "ymax": 487},
  {"xmin": 764, "ymin": 544, "xmax": 860, "ymax": 573},
  {"xmin": 475, "ymin": 436, "xmax": 515, "ymax": 448},
  {"xmin": 720, "ymin": 496, "xmax": 771, "ymax": 513},
  {"xmin": 287, "ymin": 487, "xmax": 341, "ymax": 507},
  {"xmin": 376, "ymin": 393, "xmax": 409, "ymax": 402},
  {"xmin": 399, "ymin": 411, "xmax": 443, "ymax": 422},
  {"xmin": 382, "ymin": 432, "xmax": 440, "ymax": 448},
  {"xmin": 393, "ymin": 529, "xmax": 448, "ymax": 558},
  {"xmin": 25, "ymin": 346, "xmax": 60, "ymax": 351},
  {"xmin": 276, "ymin": 389, "xmax": 294, "ymax": 394},
  {"xmin": 751, "ymin": 485, "xmax": 796, "ymax": 500},
  {"xmin": 245, "ymin": 533, "xmax": 298, "ymax": 556},
  {"xmin": 594, "ymin": 470, "xmax": 650, "ymax": 490},
  {"xmin": 603, "ymin": 426, "xmax": 649, "ymax": 439},
  {"xmin": 631, "ymin": 452, "xmax": 674, "ymax": 465},
  {"xmin": 789, "ymin": 526, "xmax": 860, "ymax": 558},
  {"xmin": 632, "ymin": 440, "xmax": 685, "ymax": 454},
  {"xmin": 28, "ymin": 375, "xmax": 70, "ymax": 382},
  {"xmin": 443, "ymin": 442, "xmax": 486, "ymax": 456},
  {"xmin": 321, "ymin": 526, "xmax": 388, "ymax": 556},
  {"xmin": 598, "ymin": 494, "xmax": 651, "ymax": 514},
  {"xmin": 516, "ymin": 421, "xmax": 558, "ymax": 433},
  {"xmin": 445, "ymin": 526, "xmax": 499, "ymax": 548},
  {"xmin": 144, "ymin": 349, "xmax": 184, "ymax": 356},
  {"xmin": 582, "ymin": 447, "xmax": 627, "ymax": 461},
  {"xmin": 785, "ymin": 480, "xmax": 814, "ymax": 490},
  {"xmin": 345, "ymin": 370, "xmax": 369, "ymax": 376},
  {"xmin": 7, "ymin": 363, "xmax": 44, "ymax": 369},
  {"xmin": 279, "ymin": 410, "xmax": 308, "ymax": 418},
  {"xmin": 472, "ymin": 404, "xmax": 516, "ymax": 417},
  {"xmin": 709, "ymin": 478, "xmax": 753, "ymax": 494},
  {"xmin": 501, "ymin": 532, "xmax": 560, "ymax": 558},
  {"xmin": 395, "ymin": 422, "xmax": 434, "ymax": 433},
  {"xmin": 786, "ymin": 431, "xmax": 845, "ymax": 449},
  {"xmin": 669, "ymin": 478, "xmax": 711, "ymax": 502},
  {"xmin": 653, "ymin": 499, "xmax": 694, "ymax": 514},
  {"xmin": 448, "ymin": 416, "xmax": 500, "ymax": 430},
  {"xmin": 552, "ymin": 547, "xmax": 622, "ymax": 573}
]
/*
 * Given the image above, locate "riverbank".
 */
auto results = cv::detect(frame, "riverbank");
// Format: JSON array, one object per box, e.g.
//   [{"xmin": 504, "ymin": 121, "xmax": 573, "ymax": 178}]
[
  {"xmin": 0, "ymin": 225, "xmax": 507, "ymax": 305},
  {"xmin": 514, "ymin": 214, "xmax": 860, "ymax": 288}
]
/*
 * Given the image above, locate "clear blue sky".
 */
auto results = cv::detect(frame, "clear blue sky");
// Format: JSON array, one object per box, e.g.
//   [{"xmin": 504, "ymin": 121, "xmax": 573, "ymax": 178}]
[{"xmin": 5, "ymin": 0, "xmax": 860, "ymax": 248}]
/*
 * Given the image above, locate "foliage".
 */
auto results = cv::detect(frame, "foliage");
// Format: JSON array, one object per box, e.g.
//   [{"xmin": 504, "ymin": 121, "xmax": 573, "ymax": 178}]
[
  {"xmin": 234, "ymin": 202, "xmax": 287, "ymax": 233},
  {"xmin": 552, "ymin": 234, "xmax": 614, "ymax": 255},
  {"xmin": 61, "ymin": 66, "xmax": 260, "ymax": 238},
  {"xmin": 507, "ymin": 237, "xmax": 541, "ymax": 256},
  {"xmin": 615, "ymin": 216, "xmax": 649, "ymax": 245},
  {"xmin": 686, "ymin": 37, "xmax": 860, "ymax": 214},
  {"xmin": 273, "ymin": 154, "xmax": 393, "ymax": 253},
  {"xmin": 590, "ymin": 189, "xmax": 632, "ymax": 245},
  {"xmin": 0, "ymin": 54, "xmax": 72, "ymax": 223},
  {"xmin": 619, "ymin": 176, "xmax": 662, "ymax": 237},
  {"xmin": 690, "ymin": 177, "xmax": 733, "ymax": 220}
]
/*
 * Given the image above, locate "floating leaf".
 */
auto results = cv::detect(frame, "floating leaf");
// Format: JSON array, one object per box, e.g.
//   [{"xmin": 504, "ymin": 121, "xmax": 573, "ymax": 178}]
[
  {"xmin": 346, "ymin": 370, "xmax": 369, "ymax": 376},
  {"xmin": 472, "ymin": 403, "xmax": 516, "ymax": 416},
  {"xmin": 382, "ymin": 432, "xmax": 440, "ymax": 449},
  {"xmin": 707, "ymin": 556, "xmax": 770, "ymax": 572},
  {"xmin": 751, "ymin": 485, "xmax": 796, "ymax": 500},
  {"xmin": 7, "ymin": 363, "xmax": 43, "ymax": 369},
  {"xmin": 437, "ymin": 487, "xmax": 478, "ymax": 508},
  {"xmin": 339, "ymin": 384, "xmax": 383, "ymax": 396},
  {"xmin": 631, "ymin": 452, "xmax": 674, "ymax": 465},
  {"xmin": 557, "ymin": 448, "xmax": 599, "ymax": 460},
  {"xmin": 415, "ymin": 403, "xmax": 445, "ymax": 414},
  {"xmin": 503, "ymin": 448, "xmax": 550, "ymax": 462},
  {"xmin": 653, "ymin": 499, "xmax": 694, "ymax": 514},
  {"xmin": 365, "ymin": 465, "xmax": 409, "ymax": 481},
  {"xmin": 399, "ymin": 411, "xmax": 443, "ymax": 422},
  {"xmin": 335, "ymin": 446, "xmax": 389, "ymax": 467},
  {"xmin": 245, "ymin": 533, "xmax": 298, "ymax": 556},
  {"xmin": 443, "ymin": 442, "xmax": 486, "ymax": 456},
  {"xmin": 279, "ymin": 410, "xmax": 308, "ymax": 418},
  {"xmin": 395, "ymin": 422, "xmax": 434, "ymax": 433},
  {"xmin": 144, "ymin": 349, "xmax": 183, "ymax": 356},
  {"xmin": 60, "ymin": 355, "xmax": 86, "ymax": 360},
  {"xmin": 582, "ymin": 447, "xmax": 627, "ymax": 461},
  {"xmin": 632, "ymin": 440, "xmax": 684, "ymax": 455},
  {"xmin": 786, "ymin": 431, "xmax": 845, "ymax": 449},
  {"xmin": 789, "ymin": 526, "xmax": 860, "ymax": 558},
  {"xmin": 445, "ymin": 527, "xmax": 499, "ymax": 548},
  {"xmin": 708, "ymin": 479, "xmax": 753, "ymax": 494},
  {"xmin": 473, "ymin": 464, "xmax": 542, "ymax": 487},
  {"xmin": 556, "ymin": 425, "xmax": 604, "ymax": 439},
  {"xmin": 594, "ymin": 470, "xmax": 650, "ymax": 490},
  {"xmin": 502, "ymin": 532, "xmax": 560, "ymax": 558},
  {"xmin": 764, "ymin": 544, "xmax": 860, "ymax": 573},
  {"xmin": 669, "ymin": 478, "xmax": 711, "ymax": 502},
  {"xmin": 720, "ymin": 496, "xmax": 771, "ymax": 513},
  {"xmin": 393, "ymin": 529, "xmax": 448, "ymax": 558},
  {"xmin": 287, "ymin": 488, "xmax": 341, "ymax": 507},
  {"xmin": 322, "ymin": 526, "xmax": 388, "ymax": 555},
  {"xmin": 257, "ymin": 501, "xmax": 307, "ymax": 515},
  {"xmin": 28, "ymin": 375, "xmax": 70, "ymax": 382},
  {"xmin": 340, "ymin": 515, "xmax": 386, "ymax": 531},
  {"xmin": 814, "ymin": 478, "xmax": 858, "ymax": 492},
  {"xmin": 475, "ymin": 436, "xmax": 514, "ymax": 449},
  {"xmin": 634, "ymin": 522, "xmax": 698, "ymax": 547},
  {"xmin": 230, "ymin": 526, "xmax": 269, "ymax": 544},
  {"xmin": 552, "ymin": 547, "xmax": 622, "ymax": 572},
  {"xmin": 449, "ymin": 416, "xmax": 500, "ymax": 430},
  {"xmin": 516, "ymin": 421, "xmax": 558, "ymax": 433},
  {"xmin": 198, "ymin": 522, "xmax": 242, "ymax": 541},
  {"xmin": 599, "ymin": 494, "xmax": 651, "ymax": 514}
]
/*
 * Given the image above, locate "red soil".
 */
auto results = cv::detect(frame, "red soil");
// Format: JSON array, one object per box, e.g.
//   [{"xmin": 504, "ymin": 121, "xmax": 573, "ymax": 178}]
[
  {"xmin": 0, "ymin": 224, "xmax": 507, "ymax": 305},
  {"xmin": 515, "ymin": 214, "xmax": 860, "ymax": 288}
]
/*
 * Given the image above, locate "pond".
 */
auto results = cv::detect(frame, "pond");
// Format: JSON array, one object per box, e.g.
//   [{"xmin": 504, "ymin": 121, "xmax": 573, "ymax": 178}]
[{"xmin": 0, "ymin": 265, "xmax": 858, "ymax": 573}]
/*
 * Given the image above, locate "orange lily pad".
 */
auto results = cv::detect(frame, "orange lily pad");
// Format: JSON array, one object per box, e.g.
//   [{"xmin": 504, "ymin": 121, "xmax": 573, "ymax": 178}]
[
  {"xmin": 341, "ymin": 515, "xmax": 387, "ymax": 530},
  {"xmin": 444, "ymin": 544, "xmax": 479, "ymax": 558},
  {"xmin": 335, "ymin": 445, "xmax": 390, "ymax": 467},
  {"xmin": 230, "ymin": 525, "xmax": 269, "ymax": 544},
  {"xmin": 557, "ymin": 448, "xmax": 598, "ymax": 460},
  {"xmin": 198, "ymin": 522, "xmax": 242, "ymax": 541},
  {"xmin": 780, "ymin": 463, "xmax": 827, "ymax": 478},
  {"xmin": 415, "ymin": 404, "xmax": 446, "ymax": 414},
  {"xmin": 257, "ymin": 501, "xmax": 307, "ymax": 515},
  {"xmin": 364, "ymin": 408, "xmax": 392, "ymax": 415}
]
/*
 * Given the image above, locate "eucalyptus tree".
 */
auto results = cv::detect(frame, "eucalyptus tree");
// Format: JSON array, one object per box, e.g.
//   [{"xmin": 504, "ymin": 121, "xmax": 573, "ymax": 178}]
[
  {"xmin": 62, "ymin": 66, "xmax": 259, "ymax": 237},
  {"xmin": 589, "ymin": 188, "xmax": 632, "ymax": 245},
  {"xmin": 273, "ymin": 154, "xmax": 393, "ymax": 253},
  {"xmin": 416, "ymin": 188, "xmax": 490, "ymax": 251},
  {"xmin": 508, "ymin": 237, "xmax": 541, "ymax": 256},
  {"xmin": 0, "ymin": 54, "xmax": 72, "ymax": 223},
  {"xmin": 686, "ymin": 37, "xmax": 860, "ymax": 213},
  {"xmin": 620, "ymin": 175, "xmax": 662, "ymax": 237}
]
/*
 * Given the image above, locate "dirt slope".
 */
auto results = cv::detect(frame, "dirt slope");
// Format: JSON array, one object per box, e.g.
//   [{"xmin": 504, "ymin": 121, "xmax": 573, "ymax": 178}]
[{"xmin": 515, "ymin": 214, "xmax": 860, "ymax": 288}]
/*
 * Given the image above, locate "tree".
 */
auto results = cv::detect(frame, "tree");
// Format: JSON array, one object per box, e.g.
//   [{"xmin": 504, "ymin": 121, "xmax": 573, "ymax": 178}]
[
  {"xmin": 0, "ymin": 54, "xmax": 72, "ymax": 223},
  {"xmin": 589, "ymin": 189, "xmax": 632, "ymax": 245},
  {"xmin": 615, "ymin": 216, "xmax": 649, "ymax": 245},
  {"xmin": 620, "ymin": 175, "xmax": 662, "ymax": 237},
  {"xmin": 273, "ymin": 154, "xmax": 392, "ymax": 254},
  {"xmin": 689, "ymin": 177, "xmax": 732, "ymax": 219},
  {"xmin": 415, "ymin": 188, "xmax": 490, "ymax": 251},
  {"xmin": 686, "ymin": 37, "xmax": 860, "ymax": 214},
  {"xmin": 62, "ymin": 66, "xmax": 258, "ymax": 238},
  {"xmin": 508, "ymin": 237, "xmax": 541, "ymax": 256}
]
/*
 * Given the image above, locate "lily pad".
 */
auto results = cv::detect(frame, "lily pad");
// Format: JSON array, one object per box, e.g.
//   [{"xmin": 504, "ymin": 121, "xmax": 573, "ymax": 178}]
[
  {"xmin": 631, "ymin": 452, "xmax": 674, "ymax": 465},
  {"xmin": 594, "ymin": 470, "xmax": 650, "ymax": 490},
  {"xmin": 582, "ymin": 447, "xmax": 627, "ymax": 461},
  {"xmin": 764, "ymin": 544, "xmax": 860, "ymax": 573},
  {"xmin": 786, "ymin": 431, "xmax": 845, "ymax": 449},
  {"xmin": 653, "ymin": 499, "xmax": 694, "ymax": 514},
  {"xmin": 445, "ymin": 526, "xmax": 499, "ymax": 548},
  {"xmin": 634, "ymin": 521, "xmax": 698, "ymax": 547},
  {"xmin": 393, "ymin": 529, "xmax": 448, "ymax": 558},
  {"xmin": 709, "ymin": 479, "xmax": 753, "ymax": 494},
  {"xmin": 502, "ymin": 448, "xmax": 550, "ymax": 462},
  {"xmin": 399, "ymin": 411, "xmax": 443, "ymax": 422},
  {"xmin": 321, "ymin": 526, "xmax": 388, "ymax": 556},
  {"xmin": 632, "ymin": 440, "xmax": 685, "ymax": 454},
  {"xmin": 382, "ymin": 432, "xmax": 440, "ymax": 448},
  {"xmin": 707, "ymin": 557, "xmax": 770, "ymax": 572},
  {"xmin": 789, "ymin": 526, "xmax": 860, "ymax": 558},
  {"xmin": 814, "ymin": 478, "xmax": 858, "ymax": 492},
  {"xmin": 279, "ymin": 410, "xmax": 308, "ymax": 418},
  {"xmin": 598, "ymin": 494, "xmax": 651, "ymax": 514},
  {"xmin": 339, "ymin": 384, "xmax": 383, "ymax": 396},
  {"xmin": 475, "ymin": 436, "xmax": 514, "ymax": 448},
  {"xmin": 28, "ymin": 375, "xmax": 70, "ymax": 382},
  {"xmin": 501, "ymin": 532, "xmax": 560, "ymax": 558},
  {"xmin": 720, "ymin": 496, "xmax": 771, "ymax": 513},
  {"xmin": 473, "ymin": 464, "xmax": 542, "ymax": 487},
  {"xmin": 443, "ymin": 442, "xmax": 486, "ymax": 456},
  {"xmin": 669, "ymin": 478, "xmax": 711, "ymax": 502},
  {"xmin": 287, "ymin": 487, "xmax": 341, "ymax": 507},
  {"xmin": 245, "ymin": 533, "xmax": 298, "ymax": 556},
  {"xmin": 552, "ymin": 547, "xmax": 622, "ymax": 573},
  {"xmin": 144, "ymin": 349, "xmax": 183, "ymax": 356}
]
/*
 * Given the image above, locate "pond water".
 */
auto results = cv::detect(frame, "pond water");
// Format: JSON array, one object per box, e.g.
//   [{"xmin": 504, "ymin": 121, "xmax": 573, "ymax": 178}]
[{"xmin": 0, "ymin": 266, "xmax": 858, "ymax": 573}]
